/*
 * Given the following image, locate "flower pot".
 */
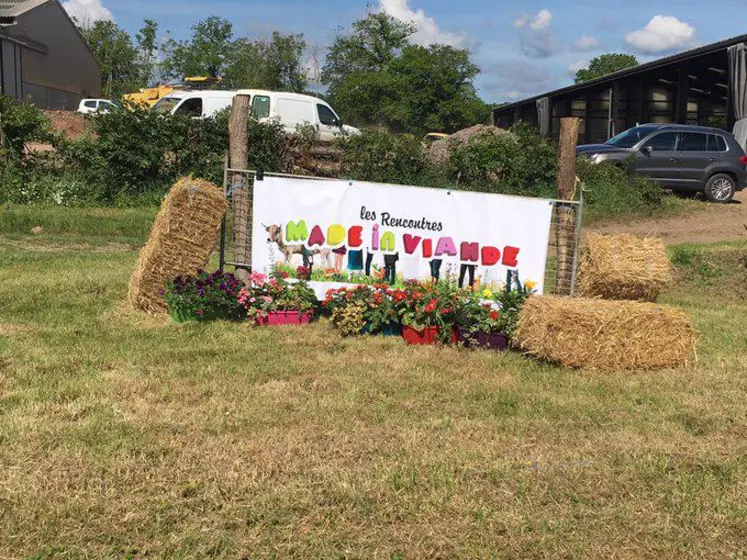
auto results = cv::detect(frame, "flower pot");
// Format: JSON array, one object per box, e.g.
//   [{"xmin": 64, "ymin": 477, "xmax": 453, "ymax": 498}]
[
  {"xmin": 361, "ymin": 322, "xmax": 403, "ymax": 336},
  {"xmin": 257, "ymin": 310, "xmax": 312, "ymax": 326},
  {"xmin": 402, "ymin": 325, "xmax": 458, "ymax": 345},
  {"xmin": 456, "ymin": 327, "xmax": 509, "ymax": 351}
]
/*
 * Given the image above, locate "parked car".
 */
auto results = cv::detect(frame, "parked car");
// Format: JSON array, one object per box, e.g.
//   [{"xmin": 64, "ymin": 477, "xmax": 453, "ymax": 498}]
[
  {"xmin": 76, "ymin": 99, "xmax": 119, "ymax": 114},
  {"xmin": 236, "ymin": 89, "xmax": 361, "ymax": 141},
  {"xmin": 577, "ymin": 124, "xmax": 747, "ymax": 203},
  {"xmin": 152, "ymin": 90, "xmax": 237, "ymax": 119}
]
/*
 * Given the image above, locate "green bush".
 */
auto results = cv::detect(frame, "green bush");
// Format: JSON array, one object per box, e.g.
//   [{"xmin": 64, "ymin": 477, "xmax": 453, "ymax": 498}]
[
  {"xmin": 52, "ymin": 108, "xmax": 290, "ymax": 205},
  {"xmin": 577, "ymin": 157, "xmax": 665, "ymax": 218},
  {"xmin": 448, "ymin": 121, "xmax": 556, "ymax": 196},
  {"xmin": 337, "ymin": 130, "xmax": 437, "ymax": 185},
  {"xmin": 0, "ymin": 96, "xmax": 53, "ymax": 158}
]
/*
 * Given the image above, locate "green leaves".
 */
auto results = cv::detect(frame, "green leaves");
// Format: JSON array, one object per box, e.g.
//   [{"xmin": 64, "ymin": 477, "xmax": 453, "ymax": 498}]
[
  {"xmin": 322, "ymin": 13, "xmax": 488, "ymax": 134},
  {"xmin": 162, "ymin": 18, "xmax": 307, "ymax": 92},
  {"xmin": 574, "ymin": 53, "xmax": 639, "ymax": 84}
]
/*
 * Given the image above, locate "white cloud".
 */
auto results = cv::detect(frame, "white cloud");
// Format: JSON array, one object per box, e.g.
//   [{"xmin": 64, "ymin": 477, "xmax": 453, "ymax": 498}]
[
  {"xmin": 62, "ymin": 0, "xmax": 113, "ymax": 25},
  {"xmin": 573, "ymin": 35, "xmax": 600, "ymax": 51},
  {"xmin": 380, "ymin": 0, "xmax": 468, "ymax": 47},
  {"xmin": 624, "ymin": 15, "xmax": 695, "ymax": 54},
  {"xmin": 568, "ymin": 59, "xmax": 589, "ymax": 75},
  {"xmin": 513, "ymin": 9, "xmax": 557, "ymax": 58},
  {"xmin": 513, "ymin": 13, "xmax": 529, "ymax": 28},
  {"xmin": 529, "ymin": 9, "xmax": 552, "ymax": 31},
  {"xmin": 514, "ymin": 9, "xmax": 552, "ymax": 30}
]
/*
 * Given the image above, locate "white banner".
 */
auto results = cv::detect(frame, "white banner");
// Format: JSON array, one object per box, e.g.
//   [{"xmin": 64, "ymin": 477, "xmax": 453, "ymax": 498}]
[{"xmin": 252, "ymin": 177, "xmax": 554, "ymax": 295}]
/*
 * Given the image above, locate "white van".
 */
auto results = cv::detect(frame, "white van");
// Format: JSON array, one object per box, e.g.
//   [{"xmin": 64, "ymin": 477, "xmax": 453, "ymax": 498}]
[
  {"xmin": 236, "ymin": 89, "xmax": 360, "ymax": 141},
  {"xmin": 152, "ymin": 90, "xmax": 237, "ymax": 118}
]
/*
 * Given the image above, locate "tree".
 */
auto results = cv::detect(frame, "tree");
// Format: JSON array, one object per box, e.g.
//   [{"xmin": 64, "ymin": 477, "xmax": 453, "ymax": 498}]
[
  {"xmin": 136, "ymin": 19, "xmax": 159, "ymax": 86},
  {"xmin": 322, "ymin": 12, "xmax": 414, "ymax": 92},
  {"xmin": 225, "ymin": 32, "xmax": 307, "ymax": 92},
  {"xmin": 82, "ymin": 20, "xmax": 142, "ymax": 98},
  {"xmin": 162, "ymin": 18, "xmax": 306, "ymax": 91},
  {"xmin": 263, "ymin": 32, "xmax": 307, "ymax": 92},
  {"xmin": 322, "ymin": 12, "xmax": 487, "ymax": 133},
  {"xmin": 574, "ymin": 54, "xmax": 639, "ymax": 83},
  {"xmin": 161, "ymin": 16, "xmax": 236, "ymax": 79}
]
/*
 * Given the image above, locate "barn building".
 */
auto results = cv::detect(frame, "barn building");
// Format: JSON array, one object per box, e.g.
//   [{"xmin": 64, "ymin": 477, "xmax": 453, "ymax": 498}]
[
  {"xmin": 492, "ymin": 35, "xmax": 747, "ymax": 149},
  {"xmin": 0, "ymin": 0, "xmax": 101, "ymax": 109}
]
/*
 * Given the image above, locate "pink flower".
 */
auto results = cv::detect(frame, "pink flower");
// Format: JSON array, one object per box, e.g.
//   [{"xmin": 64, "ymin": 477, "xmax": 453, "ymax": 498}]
[
  {"xmin": 250, "ymin": 297, "xmax": 256, "ymax": 304},
  {"xmin": 263, "ymin": 296, "xmax": 273, "ymax": 303},
  {"xmin": 250, "ymin": 272, "xmax": 267, "ymax": 287}
]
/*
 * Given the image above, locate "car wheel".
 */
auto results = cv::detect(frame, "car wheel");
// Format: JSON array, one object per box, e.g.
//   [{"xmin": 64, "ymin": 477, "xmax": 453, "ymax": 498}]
[{"xmin": 704, "ymin": 174, "xmax": 736, "ymax": 203}]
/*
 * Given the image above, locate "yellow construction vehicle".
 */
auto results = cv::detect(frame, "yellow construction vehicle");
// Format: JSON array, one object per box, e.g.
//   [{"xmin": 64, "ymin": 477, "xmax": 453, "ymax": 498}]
[{"xmin": 123, "ymin": 76, "xmax": 223, "ymax": 107}]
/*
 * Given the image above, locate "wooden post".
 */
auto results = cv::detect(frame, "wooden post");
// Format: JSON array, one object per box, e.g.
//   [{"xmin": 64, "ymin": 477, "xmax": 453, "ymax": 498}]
[
  {"xmin": 228, "ymin": 94, "xmax": 251, "ymax": 282},
  {"xmin": 556, "ymin": 117, "xmax": 580, "ymax": 295}
]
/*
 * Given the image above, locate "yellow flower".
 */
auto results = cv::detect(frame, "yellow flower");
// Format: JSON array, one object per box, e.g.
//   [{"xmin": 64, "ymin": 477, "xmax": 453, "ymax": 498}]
[
  {"xmin": 524, "ymin": 281, "xmax": 537, "ymax": 291},
  {"xmin": 482, "ymin": 289, "xmax": 493, "ymax": 298}
]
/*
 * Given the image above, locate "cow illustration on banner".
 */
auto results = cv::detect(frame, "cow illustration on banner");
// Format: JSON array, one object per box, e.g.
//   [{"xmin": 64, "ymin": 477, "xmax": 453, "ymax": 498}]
[{"xmin": 252, "ymin": 177, "xmax": 554, "ymax": 296}]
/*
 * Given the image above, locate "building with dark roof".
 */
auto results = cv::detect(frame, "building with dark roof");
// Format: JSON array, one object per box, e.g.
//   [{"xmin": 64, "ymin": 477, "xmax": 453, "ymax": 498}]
[
  {"xmin": 0, "ymin": 0, "xmax": 101, "ymax": 109},
  {"xmin": 491, "ymin": 35, "xmax": 747, "ymax": 147}
]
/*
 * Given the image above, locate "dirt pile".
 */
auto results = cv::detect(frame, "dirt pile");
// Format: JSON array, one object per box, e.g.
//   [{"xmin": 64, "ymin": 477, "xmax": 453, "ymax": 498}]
[
  {"xmin": 43, "ymin": 111, "xmax": 88, "ymax": 139},
  {"xmin": 426, "ymin": 125, "xmax": 515, "ymax": 165}
]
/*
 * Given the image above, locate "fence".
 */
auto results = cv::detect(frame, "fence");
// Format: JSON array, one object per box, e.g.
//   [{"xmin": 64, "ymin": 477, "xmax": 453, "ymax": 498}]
[{"xmin": 219, "ymin": 167, "xmax": 583, "ymax": 296}]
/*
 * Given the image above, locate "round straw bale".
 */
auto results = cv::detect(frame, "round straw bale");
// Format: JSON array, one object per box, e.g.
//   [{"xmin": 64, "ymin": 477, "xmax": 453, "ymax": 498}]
[
  {"xmin": 576, "ymin": 233, "xmax": 672, "ymax": 302},
  {"xmin": 514, "ymin": 296, "xmax": 696, "ymax": 370},
  {"xmin": 128, "ymin": 177, "xmax": 227, "ymax": 313}
]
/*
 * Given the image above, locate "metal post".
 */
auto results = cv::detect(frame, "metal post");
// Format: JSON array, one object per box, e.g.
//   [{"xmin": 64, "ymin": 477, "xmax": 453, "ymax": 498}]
[
  {"xmin": 219, "ymin": 152, "xmax": 229, "ymax": 271},
  {"xmin": 570, "ymin": 188, "xmax": 584, "ymax": 296},
  {"xmin": 607, "ymin": 87, "xmax": 613, "ymax": 140}
]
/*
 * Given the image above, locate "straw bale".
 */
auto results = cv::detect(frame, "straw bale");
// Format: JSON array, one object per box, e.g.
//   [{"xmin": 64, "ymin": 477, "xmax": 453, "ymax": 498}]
[
  {"xmin": 128, "ymin": 177, "xmax": 227, "ymax": 313},
  {"xmin": 514, "ymin": 296, "xmax": 696, "ymax": 370},
  {"xmin": 576, "ymin": 234, "xmax": 672, "ymax": 302}
]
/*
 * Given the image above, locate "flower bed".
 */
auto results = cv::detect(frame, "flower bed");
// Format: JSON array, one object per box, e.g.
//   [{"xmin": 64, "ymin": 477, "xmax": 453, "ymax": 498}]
[
  {"xmin": 324, "ymin": 280, "xmax": 535, "ymax": 348},
  {"xmin": 162, "ymin": 267, "xmax": 535, "ymax": 353},
  {"xmin": 163, "ymin": 269, "xmax": 246, "ymax": 322},
  {"xmin": 238, "ymin": 270, "xmax": 317, "ymax": 326}
]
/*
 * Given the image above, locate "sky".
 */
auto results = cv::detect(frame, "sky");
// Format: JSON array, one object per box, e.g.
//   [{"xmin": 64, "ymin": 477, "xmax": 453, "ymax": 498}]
[{"xmin": 61, "ymin": 0, "xmax": 747, "ymax": 103}]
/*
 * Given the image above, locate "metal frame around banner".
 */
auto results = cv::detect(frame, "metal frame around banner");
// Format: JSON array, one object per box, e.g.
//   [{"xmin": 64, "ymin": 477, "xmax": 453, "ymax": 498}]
[{"xmin": 219, "ymin": 166, "xmax": 584, "ymax": 295}]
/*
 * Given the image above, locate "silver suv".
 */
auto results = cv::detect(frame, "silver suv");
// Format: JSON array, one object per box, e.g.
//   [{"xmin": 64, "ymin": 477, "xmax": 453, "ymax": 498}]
[{"xmin": 577, "ymin": 124, "xmax": 747, "ymax": 203}]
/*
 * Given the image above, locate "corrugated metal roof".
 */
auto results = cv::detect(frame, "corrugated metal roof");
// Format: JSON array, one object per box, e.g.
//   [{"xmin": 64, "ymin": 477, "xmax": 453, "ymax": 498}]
[
  {"xmin": 494, "ymin": 33, "xmax": 747, "ymax": 114},
  {"xmin": 0, "ymin": 0, "xmax": 48, "ymax": 18}
]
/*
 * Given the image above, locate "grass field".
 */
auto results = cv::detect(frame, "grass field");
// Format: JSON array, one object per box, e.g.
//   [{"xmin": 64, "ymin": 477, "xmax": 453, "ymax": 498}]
[{"xmin": 2, "ymin": 207, "xmax": 747, "ymax": 559}]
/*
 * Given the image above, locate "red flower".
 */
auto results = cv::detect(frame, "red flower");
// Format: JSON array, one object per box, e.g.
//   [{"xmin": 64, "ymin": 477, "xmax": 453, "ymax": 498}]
[
  {"xmin": 424, "ymin": 299, "xmax": 438, "ymax": 313},
  {"xmin": 441, "ymin": 307, "xmax": 451, "ymax": 315},
  {"xmin": 490, "ymin": 310, "xmax": 500, "ymax": 320}
]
